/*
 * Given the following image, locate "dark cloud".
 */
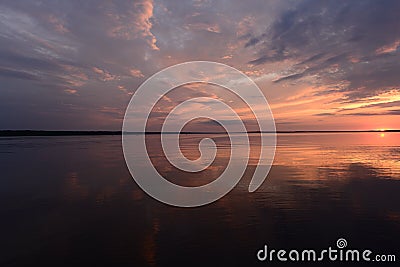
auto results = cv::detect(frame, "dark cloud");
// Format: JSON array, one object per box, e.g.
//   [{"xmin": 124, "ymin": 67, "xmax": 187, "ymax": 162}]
[
  {"xmin": 295, "ymin": 52, "xmax": 325, "ymax": 66},
  {"xmin": 315, "ymin": 109, "xmax": 400, "ymax": 117},
  {"xmin": 0, "ymin": 0, "xmax": 155, "ymax": 129},
  {"xmin": 0, "ymin": 50, "xmax": 64, "ymax": 71},
  {"xmin": 341, "ymin": 110, "xmax": 400, "ymax": 116},
  {"xmin": 273, "ymin": 72, "xmax": 306, "ymax": 83},
  {"xmin": 0, "ymin": 67, "xmax": 39, "ymax": 81},
  {"xmin": 1, "ymin": 0, "xmax": 399, "ymax": 130},
  {"xmin": 314, "ymin": 112, "xmax": 335, "ymax": 117},
  {"xmin": 247, "ymin": 0, "xmax": 400, "ymax": 99},
  {"xmin": 273, "ymin": 53, "xmax": 348, "ymax": 83}
]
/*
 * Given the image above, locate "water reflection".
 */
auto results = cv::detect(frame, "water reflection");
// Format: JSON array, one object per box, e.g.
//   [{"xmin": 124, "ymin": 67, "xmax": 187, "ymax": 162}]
[{"xmin": 0, "ymin": 133, "xmax": 399, "ymax": 266}]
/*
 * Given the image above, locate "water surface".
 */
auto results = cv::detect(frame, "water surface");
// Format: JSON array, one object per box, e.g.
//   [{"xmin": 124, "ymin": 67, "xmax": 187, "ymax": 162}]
[{"xmin": 1, "ymin": 133, "xmax": 399, "ymax": 266}]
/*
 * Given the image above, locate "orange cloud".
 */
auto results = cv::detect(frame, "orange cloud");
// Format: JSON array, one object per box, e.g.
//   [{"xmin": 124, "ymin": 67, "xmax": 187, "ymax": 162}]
[
  {"xmin": 64, "ymin": 89, "xmax": 77, "ymax": 94},
  {"xmin": 340, "ymin": 89, "xmax": 400, "ymax": 110},
  {"xmin": 376, "ymin": 40, "xmax": 400, "ymax": 55},
  {"xmin": 130, "ymin": 68, "xmax": 144, "ymax": 78},
  {"xmin": 92, "ymin": 67, "xmax": 118, "ymax": 81}
]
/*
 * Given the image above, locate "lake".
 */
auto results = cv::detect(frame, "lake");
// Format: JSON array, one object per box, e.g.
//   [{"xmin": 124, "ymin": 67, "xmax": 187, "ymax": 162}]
[{"xmin": 1, "ymin": 133, "xmax": 399, "ymax": 266}]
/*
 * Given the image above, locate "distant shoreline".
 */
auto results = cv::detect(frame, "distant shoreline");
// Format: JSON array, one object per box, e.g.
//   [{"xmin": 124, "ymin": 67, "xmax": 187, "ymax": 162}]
[{"xmin": 0, "ymin": 130, "xmax": 399, "ymax": 137}]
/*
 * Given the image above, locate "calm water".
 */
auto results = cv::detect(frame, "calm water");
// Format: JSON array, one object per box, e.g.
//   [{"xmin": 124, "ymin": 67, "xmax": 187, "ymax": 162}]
[{"xmin": 1, "ymin": 133, "xmax": 399, "ymax": 266}]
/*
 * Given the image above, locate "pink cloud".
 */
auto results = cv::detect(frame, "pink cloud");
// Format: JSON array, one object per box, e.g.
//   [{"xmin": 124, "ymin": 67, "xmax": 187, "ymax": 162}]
[
  {"xmin": 376, "ymin": 40, "xmax": 400, "ymax": 55},
  {"xmin": 92, "ymin": 67, "xmax": 118, "ymax": 81},
  {"xmin": 47, "ymin": 15, "xmax": 69, "ymax": 34},
  {"xmin": 107, "ymin": 0, "xmax": 159, "ymax": 50},
  {"xmin": 64, "ymin": 89, "xmax": 77, "ymax": 94},
  {"xmin": 129, "ymin": 68, "xmax": 144, "ymax": 78}
]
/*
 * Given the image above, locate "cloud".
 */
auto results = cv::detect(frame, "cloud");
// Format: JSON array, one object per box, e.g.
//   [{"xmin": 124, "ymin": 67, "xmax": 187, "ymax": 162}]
[
  {"xmin": 47, "ymin": 14, "xmax": 69, "ymax": 33},
  {"xmin": 184, "ymin": 22, "xmax": 221, "ymax": 33},
  {"xmin": 106, "ymin": 0, "xmax": 159, "ymax": 50},
  {"xmin": 245, "ymin": 0, "xmax": 400, "ymax": 100},
  {"xmin": 64, "ymin": 89, "xmax": 77, "ymax": 94},
  {"xmin": 129, "ymin": 68, "xmax": 144, "ymax": 78},
  {"xmin": 92, "ymin": 67, "xmax": 119, "ymax": 81},
  {"xmin": 337, "ymin": 110, "xmax": 400, "ymax": 116},
  {"xmin": 0, "ymin": 66, "xmax": 39, "ymax": 80},
  {"xmin": 1, "ymin": 0, "xmax": 399, "ymax": 130},
  {"xmin": 376, "ymin": 40, "xmax": 400, "ymax": 55}
]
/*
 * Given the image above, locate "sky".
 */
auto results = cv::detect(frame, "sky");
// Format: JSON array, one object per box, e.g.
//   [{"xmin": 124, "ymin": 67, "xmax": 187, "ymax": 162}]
[{"xmin": 1, "ymin": 0, "xmax": 400, "ymax": 131}]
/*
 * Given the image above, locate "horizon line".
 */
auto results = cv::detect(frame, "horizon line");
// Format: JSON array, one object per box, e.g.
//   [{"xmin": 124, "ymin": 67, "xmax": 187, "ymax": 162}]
[{"xmin": 0, "ymin": 129, "xmax": 399, "ymax": 137}]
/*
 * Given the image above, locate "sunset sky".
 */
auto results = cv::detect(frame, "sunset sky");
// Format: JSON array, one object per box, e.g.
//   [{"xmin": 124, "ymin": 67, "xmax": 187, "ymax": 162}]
[{"xmin": 1, "ymin": 0, "xmax": 400, "ymax": 131}]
